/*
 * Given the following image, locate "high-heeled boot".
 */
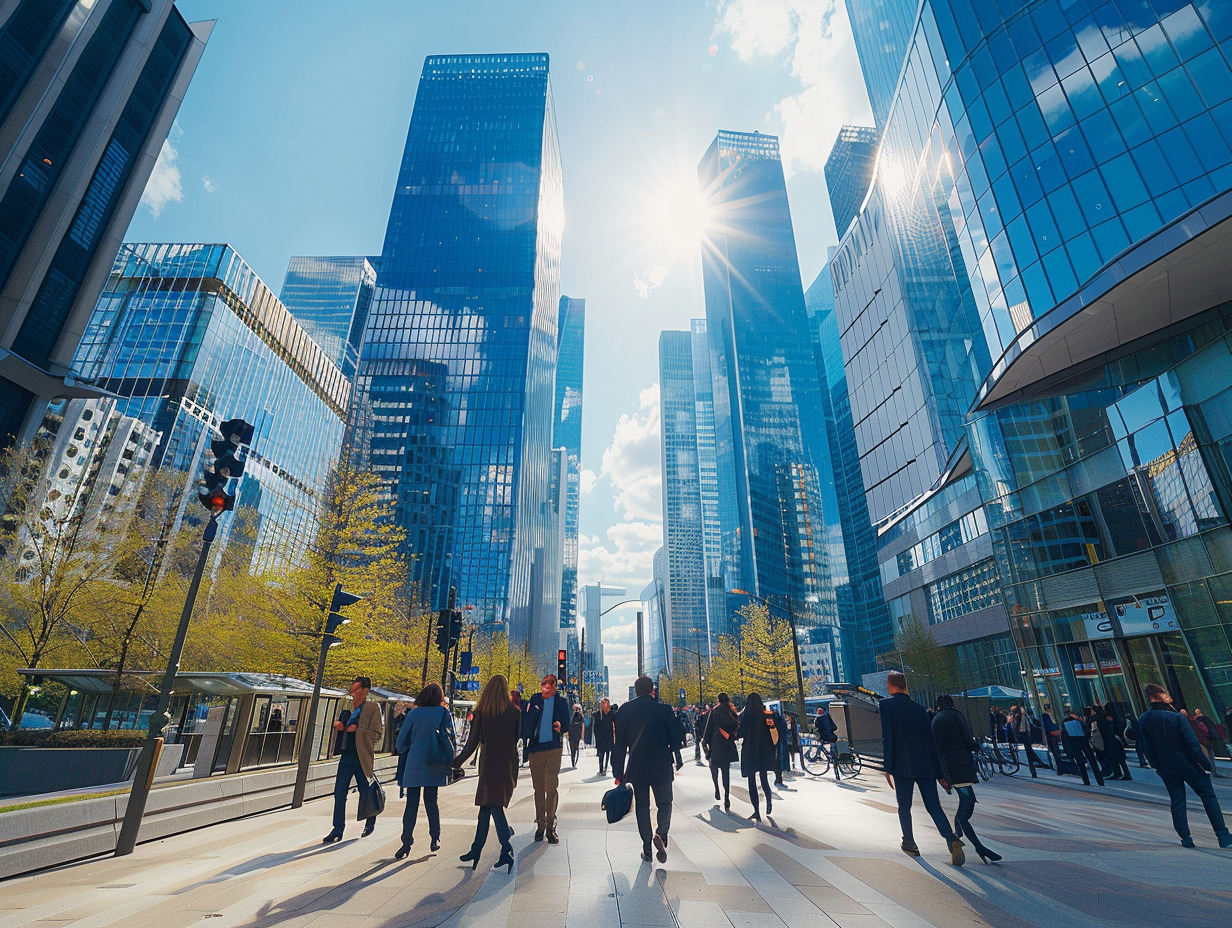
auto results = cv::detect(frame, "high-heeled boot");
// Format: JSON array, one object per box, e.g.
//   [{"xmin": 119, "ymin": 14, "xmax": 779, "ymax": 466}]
[
  {"xmin": 959, "ymin": 821, "xmax": 1001, "ymax": 863},
  {"xmin": 494, "ymin": 845, "xmax": 514, "ymax": 873}
]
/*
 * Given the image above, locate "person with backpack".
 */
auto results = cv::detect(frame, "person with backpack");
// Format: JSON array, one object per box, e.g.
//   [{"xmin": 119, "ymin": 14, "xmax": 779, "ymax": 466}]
[
  {"xmin": 454, "ymin": 674, "xmax": 521, "ymax": 873},
  {"xmin": 737, "ymin": 692, "xmax": 779, "ymax": 822},
  {"xmin": 1061, "ymin": 707, "xmax": 1105, "ymax": 786},
  {"xmin": 703, "ymin": 693, "xmax": 739, "ymax": 809},
  {"xmin": 395, "ymin": 682, "xmax": 455, "ymax": 859}
]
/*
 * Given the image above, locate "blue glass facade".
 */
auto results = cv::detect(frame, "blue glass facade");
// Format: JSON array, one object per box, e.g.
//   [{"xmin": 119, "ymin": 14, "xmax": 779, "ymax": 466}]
[
  {"xmin": 698, "ymin": 130, "xmax": 843, "ymax": 680},
  {"xmin": 824, "ymin": 125, "xmax": 880, "ymax": 237},
  {"xmin": 279, "ymin": 256, "xmax": 376, "ymax": 379},
  {"xmin": 553, "ymin": 295, "xmax": 585, "ymax": 632},
  {"xmin": 845, "ymin": 0, "xmax": 918, "ymax": 130},
  {"xmin": 347, "ymin": 54, "xmax": 563, "ymax": 664},
  {"xmin": 73, "ymin": 243, "xmax": 348, "ymax": 568}
]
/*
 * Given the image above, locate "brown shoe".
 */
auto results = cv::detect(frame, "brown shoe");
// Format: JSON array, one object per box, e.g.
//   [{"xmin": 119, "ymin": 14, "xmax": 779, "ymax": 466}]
[{"xmin": 950, "ymin": 838, "xmax": 966, "ymax": 866}]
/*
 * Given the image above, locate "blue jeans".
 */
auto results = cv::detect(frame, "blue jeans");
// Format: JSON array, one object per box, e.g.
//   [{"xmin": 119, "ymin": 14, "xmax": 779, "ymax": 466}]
[
  {"xmin": 333, "ymin": 754, "xmax": 374, "ymax": 832},
  {"xmin": 1159, "ymin": 771, "xmax": 1227, "ymax": 839},
  {"xmin": 894, "ymin": 776, "xmax": 956, "ymax": 845}
]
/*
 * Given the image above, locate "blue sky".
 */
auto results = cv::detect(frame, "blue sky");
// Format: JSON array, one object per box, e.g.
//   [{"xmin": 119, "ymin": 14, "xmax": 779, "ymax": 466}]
[{"xmin": 126, "ymin": 0, "xmax": 872, "ymax": 696}]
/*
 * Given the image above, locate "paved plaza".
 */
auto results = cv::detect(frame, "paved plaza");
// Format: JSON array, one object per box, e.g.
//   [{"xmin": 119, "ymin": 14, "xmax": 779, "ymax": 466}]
[{"xmin": 4, "ymin": 749, "xmax": 1231, "ymax": 928}]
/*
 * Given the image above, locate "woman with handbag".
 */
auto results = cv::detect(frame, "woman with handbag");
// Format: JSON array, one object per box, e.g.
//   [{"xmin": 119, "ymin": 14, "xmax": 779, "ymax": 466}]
[
  {"xmin": 703, "ymin": 692, "xmax": 739, "ymax": 809},
  {"xmin": 395, "ymin": 682, "xmax": 455, "ymax": 859},
  {"xmin": 930, "ymin": 694, "xmax": 1001, "ymax": 863},
  {"xmin": 737, "ymin": 692, "xmax": 779, "ymax": 821},
  {"xmin": 454, "ymin": 674, "xmax": 521, "ymax": 873}
]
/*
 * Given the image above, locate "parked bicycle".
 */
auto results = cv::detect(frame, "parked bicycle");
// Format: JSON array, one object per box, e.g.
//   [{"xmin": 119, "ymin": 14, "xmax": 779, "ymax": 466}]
[
  {"xmin": 799, "ymin": 733, "xmax": 863, "ymax": 778},
  {"xmin": 976, "ymin": 736, "xmax": 1021, "ymax": 780}
]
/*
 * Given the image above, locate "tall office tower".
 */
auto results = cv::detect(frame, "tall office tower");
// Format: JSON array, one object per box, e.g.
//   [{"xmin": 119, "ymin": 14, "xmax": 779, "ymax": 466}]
[
  {"xmin": 640, "ymin": 547, "xmax": 670, "ymax": 680},
  {"xmin": 279, "ymin": 257, "xmax": 376, "ymax": 379},
  {"xmin": 698, "ymin": 130, "xmax": 842, "ymax": 681},
  {"xmin": 832, "ymin": 0, "xmax": 1232, "ymax": 717},
  {"xmin": 74, "ymin": 243, "xmax": 349, "ymax": 568},
  {"xmin": 347, "ymin": 54, "xmax": 564, "ymax": 665},
  {"xmin": 689, "ymin": 319, "xmax": 729, "ymax": 643},
  {"xmin": 843, "ymin": 0, "xmax": 916, "ymax": 131},
  {"xmin": 804, "ymin": 257, "xmax": 892, "ymax": 678},
  {"xmin": 0, "ymin": 1, "xmax": 210, "ymax": 446},
  {"xmin": 824, "ymin": 126, "xmax": 879, "ymax": 238},
  {"xmin": 582, "ymin": 583, "xmax": 624, "ymax": 698},
  {"xmin": 553, "ymin": 295, "xmax": 585, "ymax": 632}
]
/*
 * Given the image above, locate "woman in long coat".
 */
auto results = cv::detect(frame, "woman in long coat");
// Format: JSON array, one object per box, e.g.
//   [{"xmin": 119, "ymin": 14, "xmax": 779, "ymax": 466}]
[
  {"xmin": 736, "ymin": 692, "xmax": 779, "ymax": 821},
  {"xmin": 454, "ymin": 674, "xmax": 521, "ymax": 873},
  {"xmin": 931, "ymin": 694, "xmax": 1001, "ymax": 863},
  {"xmin": 395, "ymin": 682, "xmax": 455, "ymax": 859},
  {"xmin": 704, "ymin": 692, "xmax": 740, "ymax": 810}
]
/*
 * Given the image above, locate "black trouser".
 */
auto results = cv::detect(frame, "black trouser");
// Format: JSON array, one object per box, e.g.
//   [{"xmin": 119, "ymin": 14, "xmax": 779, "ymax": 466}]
[
  {"xmin": 710, "ymin": 762, "xmax": 730, "ymax": 799},
  {"xmin": 1159, "ymin": 771, "xmax": 1227, "ymax": 839},
  {"xmin": 333, "ymin": 755, "xmax": 374, "ymax": 832},
  {"xmin": 952, "ymin": 785, "xmax": 990, "ymax": 853},
  {"xmin": 597, "ymin": 746, "xmax": 612, "ymax": 773},
  {"xmin": 470, "ymin": 804, "xmax": 512, "ymax": 855},
  {"xmin": 632, "ymin": 779, "xmax": 672, "ymax": 852},
  {"xmin": 569, "ymin": 736, "xmax": 580, "ymax": 767},
  {"xmin": 747, "ymin": 770, "xmax": 772, "ymax": 815},
  {"xmin": 1016, "ymin": 732, "xmax": 1047, "ymax": 766},
  {"xmin": 1062, "ymin": 737, "xmax": 1104, "ymax": 785},
  {"xmin": 402, "ymin": 785, "xmax": 439, "ymax": 844},
  {"xmin": 1106, "ymin": 753, "xmax": 1131, "ymax": 779},
  {"xmin": 894, "ymin": 776, "xmax": 956, "ymax": 845}
]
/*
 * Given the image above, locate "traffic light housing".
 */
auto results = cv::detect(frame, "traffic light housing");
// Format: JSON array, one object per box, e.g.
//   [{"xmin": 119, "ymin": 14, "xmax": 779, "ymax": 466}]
[
  {"xmin": 557, "ymin": 649, "xmax": 567, "ymax": 681},
  {"xmin": 197, "ymin": 418, "xmax": 253, "ymax": 514},
  {"xmin": 325, "ymin": 583, "xmax": 361, "ymax": 646},
  {"xmin": 435, "ymin": 609, "xmax": 451, "ymax": 654},
  {"xmin": 449, "ymin": 609, "xmax": 463, "ymax": 647}
]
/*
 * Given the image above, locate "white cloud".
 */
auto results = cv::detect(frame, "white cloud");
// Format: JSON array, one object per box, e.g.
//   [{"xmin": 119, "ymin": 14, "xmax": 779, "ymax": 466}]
[
  {"xmin": 715, "ymin": 1, "xmax": 873, "ymax": 176},
  {"xmin": 201, "ymin": 175, "xmax": 218, "ymax": 194},
  {"xmin": 632, "ymin": 263, "xmax": 669, "ymax": 299},
  {"xmin": 600, "ymin": 384, "xmax": 661, "ymax": 522},
  {"xmin": 139, "ymin": 136, "xmax": 183, "ymax": 219},
  {"xmin": 579, "ymin": 468, "xmax": 598, "ymax": 495}
]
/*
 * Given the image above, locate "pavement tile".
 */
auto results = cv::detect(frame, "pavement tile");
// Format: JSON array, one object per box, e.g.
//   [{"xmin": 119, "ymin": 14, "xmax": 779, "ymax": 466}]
[{"xmin": 795, "ymin": 885, "xmax": 873, "ymax": 916}]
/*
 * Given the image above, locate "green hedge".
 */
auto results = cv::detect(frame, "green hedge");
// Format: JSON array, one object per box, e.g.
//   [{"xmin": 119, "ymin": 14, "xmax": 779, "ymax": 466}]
[{"xmin": 0, "ymin": 730, "xmax": 146, "ymax": 747}]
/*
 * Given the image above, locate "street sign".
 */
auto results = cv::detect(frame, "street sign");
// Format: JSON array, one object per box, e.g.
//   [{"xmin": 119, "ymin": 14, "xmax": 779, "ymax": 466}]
[
  {"xmin": 459, "ymin": 651, "xmax": 472, "ymax": 674},
  {"xmin": 457, "ymin": 679, "xmax": 480, "ymax": 691}
]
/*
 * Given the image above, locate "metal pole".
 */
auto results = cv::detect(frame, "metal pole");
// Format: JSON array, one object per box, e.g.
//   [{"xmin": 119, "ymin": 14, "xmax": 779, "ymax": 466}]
[
  {"xmin": 440, "ymin": 587, "xmax": 456, "ymax": 690},
  {"xmin": 115, "ymin": 515, "xmax": 217, "ymax": 856},
  {"xmin": 636, "ymin": 610, "xmax": 644, "ymax": 678},
  {"xmin": 291, "ymin": 629, "xmax": 331, "ymax": 808},
  {"xmin": 421, "ymin": 608, "xmax": 434, "ymax": 686},
  {"xmin": 782, "ymin": 599, "xmax": 808, "ymax": 726}
]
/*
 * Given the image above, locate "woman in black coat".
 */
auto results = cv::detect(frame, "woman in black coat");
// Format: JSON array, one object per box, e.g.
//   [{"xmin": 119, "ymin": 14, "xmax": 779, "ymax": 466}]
[
  {"xmin": 737, "ymin": 692, "xmax": 779, "ymax": 821},
  {"xmin": 704, "ymin": 692, "xmax": 740, "ymax": 809},
  {"xmin": 1097, "ymin": 704, "xmax": 1131, "ymax": 780},
  {"xmin": 931, "ymin": 695, "xmax": 1001, "ymax": 863},
  {"xmin": 454, "ymin": 674, "xmax": 521, "ymax": 873}
]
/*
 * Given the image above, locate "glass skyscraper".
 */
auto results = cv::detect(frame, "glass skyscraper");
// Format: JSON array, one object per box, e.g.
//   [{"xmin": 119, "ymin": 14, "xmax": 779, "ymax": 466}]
[
  {"xmin": 830, "ymin": 0, "xmax": 1232, "ymax": 716},
  {"xmin": 824, "ymin": 125, "xmax": 880, "ymax": 237},
  {"xmin": 73, "ymin": 243, "xmax": 349, "ymax": 568},
  {"xmin": 844, "ymin": 0, "xmax": 918, "ymax": 130},
  {"xmin": 553, "ymin": 295, "xmax": 585, "ymax": 632},
  {"xmin": 279, "ymin": 256, "xmax": 376, "ymax": 379},
  {"xmin": 347, "ymin": 54, "xmax": 563, "ymax": 664},
  {"xmin": 698, "ymin": 130, "xmax": 843, "ymax": 680},
  {"xmin": 0, "ymin": 1, "xmax": 209, "ymax": 446}
]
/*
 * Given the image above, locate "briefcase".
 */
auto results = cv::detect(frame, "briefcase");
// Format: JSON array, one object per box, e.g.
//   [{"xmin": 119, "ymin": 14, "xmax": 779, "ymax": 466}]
[
  {"xmin": 357, "ymin": 777, "xmax": 386, "ymax": 820},
  {"xmin": 601, "ymin": 783, "xmax": 633, "ymax": 824}
]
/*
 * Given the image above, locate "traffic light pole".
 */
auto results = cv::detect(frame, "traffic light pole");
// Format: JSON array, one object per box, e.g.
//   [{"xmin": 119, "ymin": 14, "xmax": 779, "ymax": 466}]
[
  {"xmin": 440, "ymin": 586, "xmax": 457, "ymax": 690},
  {"xmin": 115, "ymin": 514, "xmax": 218, "ymax": 857},
  {"xmin": 291, "ymin": 623, "xmax": 332, "ymax": 809}
]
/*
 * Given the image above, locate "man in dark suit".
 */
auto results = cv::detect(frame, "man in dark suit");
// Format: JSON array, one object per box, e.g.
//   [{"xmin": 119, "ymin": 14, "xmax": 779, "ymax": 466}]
[
  {"xmin": 880, "ymin": 672, "xmax": 964, "ymax": 865},
  {"xmin": 613, "ymin": 676, "xmax": 683, "ymax": 864},
  {"xmin": 1139, "ymin": 683, "xmax": 1232, "ymax": 848}
]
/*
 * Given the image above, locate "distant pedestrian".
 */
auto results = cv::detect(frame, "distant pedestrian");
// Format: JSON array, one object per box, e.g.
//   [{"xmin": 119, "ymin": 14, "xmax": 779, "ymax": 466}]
[
  {"xmin": 592, "ymin": 699, "xmax": 616, "ymax": 775},
  {"xmin": 322, "ymin": 676, "xmax": 383, "ymax": 844},
  {"xmin": 1190, "ymin": 708, "xmax": 1223, "ymax": 777},
  {"xmin": 522, "ymin": 674, "xmax": 570, "ymax": 843},
  {"xmin": 455, "ymin": 674, "xmax": 520, "ymax": 873},
  {"xmin": 770, "ymin": 704, "xmax": 789, "ymax": 785},
  {"xmin": 1124, "ymin": 714, "xmax": 1149, "ymax": 768},
  {"xmin": 613, "ymin": 676, "xmax": 680, "ymax": 864},
  {"xmin": 880, "ymin": 672, "xmax": 965, "ymax": 865},
  {"xmin": 1010, "ymin": 705, "xmax": 1047, "ymax": 767},
  {"xmin": 568, "ymin": 704, "xmax": 584, "ymax": 768},
  {"xmin": 1060, "ymin": 708, "xmax": 1104, "ymax": 786},
  {"xmin": 1098, "ymin": 704, "xmax": 1131, "ymax": 780},
  {"xmin": 931, "ymin": 694, "xmax": 1000, "ymax": 864},
  {"xmin": 814, "ymin": 703, "xmax": 841, "ymax": 780},
  {"xmin": 1040, "ymin": 704, "xmax": 1063, "ymax": 769},
  {"xmin": 696, "ymin": 704, "xmax": 711, "ymax": 764},
  {"xmin": 737, "ymin": 692, "xmax": 779, "ymax": 822},
  {"xmin": 1139, "ymin": 684, "xmax": 1232, "ymax": 849},
  {"xmin": 395, "ymin": 682, "xmax": 454, "ymax": 858},
  {"xmin": 703, "ymin": 693, "xmax": 739, "ymax": 809},
  {"xmin": 392, "ymin": 701, "xmax": 411, "ymax": 798}
]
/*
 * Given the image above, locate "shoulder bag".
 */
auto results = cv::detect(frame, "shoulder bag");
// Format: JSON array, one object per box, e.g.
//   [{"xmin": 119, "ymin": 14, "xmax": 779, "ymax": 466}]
[{"xmin": 425, "ymin": 708, "xmax": 457, "ymax": 778}]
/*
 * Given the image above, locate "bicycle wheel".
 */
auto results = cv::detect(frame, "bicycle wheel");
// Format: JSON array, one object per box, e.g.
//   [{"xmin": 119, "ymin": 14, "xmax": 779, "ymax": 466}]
[
  {"xmin": 800, "ymin": 738, "xmax": 829, "ymax": 776},
  {"xmin": 836, "ymin": 750, "xmax": 861, "ymax": 778},
  {"xmin": 997, "ymin": 747, "xmax": 1021, "ymax": 776},
  {"xmin": 976, "ymin": 749, "xmax": 995, "ymax": 782}
]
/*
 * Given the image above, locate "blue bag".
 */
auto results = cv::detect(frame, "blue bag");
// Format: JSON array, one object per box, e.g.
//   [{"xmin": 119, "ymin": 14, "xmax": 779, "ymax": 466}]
[
  {"xmin": 602, "ymin": 783, "xmax": 633, "ymax": 824},
  {"xmin": 425, "ymin": 708, "xmax": 456, "ymax": 778}
]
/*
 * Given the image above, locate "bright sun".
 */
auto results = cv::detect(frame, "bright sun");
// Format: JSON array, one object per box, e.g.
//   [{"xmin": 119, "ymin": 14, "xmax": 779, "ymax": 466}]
[{"xmin": 643, "ymin": 181, "xmax": 714, "ymax": 252}]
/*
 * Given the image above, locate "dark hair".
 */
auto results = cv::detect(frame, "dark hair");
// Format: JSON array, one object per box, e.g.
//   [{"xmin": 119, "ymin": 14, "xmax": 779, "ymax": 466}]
[
  {"xmin": 886, "ymin": 671, "xmax": 907, "ymax": 691},
  {"xmin": 353, "ymin": 676, "xmax": 371, "ymax": 689},
  {"xmin": 634, "ymin": 675, "xmax": 654, "ymax": 696},
  {"xmin": 745, "ymin": 692, "xmax": 765, "ymax": 715},
  {"xmin": 717, "ymin": 692, "xmax": 729, "ymax": 705},
  {"xmin": 1145, "ymin": 683, "xmax": 1167, "ymax": 700},
  {"xmin": 936, "ymin": 693, "xmax": 955, "ymax": 710},
  {"xmin": 416, "ymin": 682, "xmax": 443, "ymax": 707}
]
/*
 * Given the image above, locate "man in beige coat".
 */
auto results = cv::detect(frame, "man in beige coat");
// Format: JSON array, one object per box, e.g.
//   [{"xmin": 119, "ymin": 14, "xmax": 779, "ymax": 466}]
[{"xmin": 323, "ymin": 676, "xmax": 384, "ymax": 842}]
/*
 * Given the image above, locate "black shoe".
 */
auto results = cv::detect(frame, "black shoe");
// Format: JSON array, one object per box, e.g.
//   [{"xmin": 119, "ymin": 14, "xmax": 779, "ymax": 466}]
[
  {"xmin": 976, "ymin": 846, "xmax": 1002, "ymax": 863},
  {"xmin": 460, "ymin": 850, "xmax": 480, "ymax": 869},
  {"xmin": 361, "ymin": 822, "xmax": 375, "ymax": 838},
  {"xmin": 1181, "ymin": 835, "xmax": 1196, "ymax": 848},
  {"xmin": 749, "ymin": 813, "xmax": 761, "ymax": 823},
  {"xmin": 431, "ymin": 836, "xmax": 440, "ymax": 852},
  {"xmin": 641, "ymin": 850, "xmax": 653, "ymax": 862},
  {"xmin": 534, "ymin": 828, "xmax": 545, "ymax": 842},
  {"xmin": 322, "ymin": 829, "xmax": 343, "ymax": 844},
  {"xmin": 901, "ymin": 839, "xmax": 920, "ymax": 857},
  {"xmin": 395, "ymin": 842, "xmax": 411, "ymax": 860},
  {"xmin": 495, "ymin": 848, "xmax": 515, "ymax": 873},
  {"xmin": 653, "ymin": 834, "xmax": 667, "ymax": 863},
  {"xmin": 547, "ymin": 830, "xmax": 559, "ymax": 845}
]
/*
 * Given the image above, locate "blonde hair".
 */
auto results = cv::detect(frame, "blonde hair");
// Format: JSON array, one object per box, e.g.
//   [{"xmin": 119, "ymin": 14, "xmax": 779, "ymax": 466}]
[{"xmin": 477, "ymin": 674, "xmax": 511, "ymax": 718}]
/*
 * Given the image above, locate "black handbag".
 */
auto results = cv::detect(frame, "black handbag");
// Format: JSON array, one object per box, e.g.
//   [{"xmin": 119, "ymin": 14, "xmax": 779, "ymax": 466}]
[
  {"xmin": 357, "ymin": 776, "xmax": 386, "ymax": 820},
  {"xmin": 602, "ymin": 783, "xmax": 633, "ymax": 824}
]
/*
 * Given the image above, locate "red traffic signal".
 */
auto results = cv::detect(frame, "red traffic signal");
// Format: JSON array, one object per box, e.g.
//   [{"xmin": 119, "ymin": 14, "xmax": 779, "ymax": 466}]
[{"xmin": 557, "ymin": 649, "xmax": 567, "ymax": 680}]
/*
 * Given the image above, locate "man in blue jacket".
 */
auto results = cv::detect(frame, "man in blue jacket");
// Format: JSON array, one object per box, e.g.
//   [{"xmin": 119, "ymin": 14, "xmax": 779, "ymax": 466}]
[
  {"xmin": 1138, "ymin": 683, "xmax": 1232, "ymax": 849},
  {"xmin": 880, "ymin": 672, "xmax": 965, "ymax": 865},
  {"xmin": 522, "ymin": 673, "xmax": 572, "ymax": 844},
  {"xmin": 613, "ymin": 676, "xmax": 683, "ymax": 864}
]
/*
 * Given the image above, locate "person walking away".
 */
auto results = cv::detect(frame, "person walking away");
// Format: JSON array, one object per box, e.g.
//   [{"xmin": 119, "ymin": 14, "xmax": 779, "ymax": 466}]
[
  {"xmin": 568, "ymin": 704, "xmax": 584, "ymax": 769},
  {"xmin": 931, "ymin": 695, "xmax": 1001, "ymax": 863},
  {"xmin": 613, "ymin": 676, "xmax": 680, "ymax": 863},
  {"xmin": 1124, "ymin": 714, "xmax": 1149, "ymax": 768},
  {"xmin": 1040, "ymin": 704, "xmax": 1063, "ymax": 769},
  {"xmin": 395, "ymin": 682, "xmax": 454, "ymax": 858},
  {"xmin": 1139, "ymin": 683, "xmax": 1232, "ymax": 848},
  {"xmin": 1060, "ymin": 708, "xmax": 1105, "ymax": 786},
  {"xmin": 1012, "ymin": 706, "xmax": 1047, "ymax": 767},
  {"xmin": 880, "ymin": 672, "xmax": 965, "ymax": 865},
  {"xmin": 1084, "ymin": 706, "xmax": 1111, "ymax": 777},
  {"xmin": 592, "ymin": 699, "xmax": 616, "ymax": 775},
  {"xmin": 323, "ymin": 676, "xmax": 383, "ymax": 843},
  {"xmin": 771, "ymin": 704, "xmax": 789, "ymax": 785},
  {"xmin": 696, "ymin": 704, "xmax": 711, "ymax": 764},
  {"xmin": 1190, "ymin": 708, "xmax": 1223, "ymax": 777},
  {"xmin": 454, "ymin": 674, "xmax": 520, "ymax": 873},
  {"xmin": 815, "ymin": 703, "xmax": 842, "ymax": 780},
  {"xmin": 522, "ymin": 674, "xmax": 570, "ymax": 843},
  {"xmin": 737, "ymin": 693, "xmax": 779, "ymax": 822},
  {"xmin": 392, "ymin": 701, "xmax": 410, "ymax": 798},
  {"xmin": 1098, "ymin": 704, "xmax": 1131, "ymax": 780},
  {"xmin": 703, "ymin": 693, "xmax": 739, "ymax": 808}
]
